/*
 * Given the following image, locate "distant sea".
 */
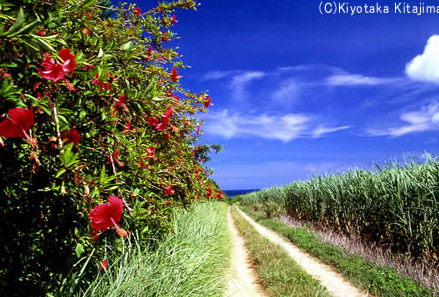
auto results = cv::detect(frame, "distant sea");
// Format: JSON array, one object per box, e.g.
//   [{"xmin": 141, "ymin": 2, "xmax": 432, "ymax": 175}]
[{"xmin": 224, "ymin": 189, "xmax": 259, "ymax": 197}]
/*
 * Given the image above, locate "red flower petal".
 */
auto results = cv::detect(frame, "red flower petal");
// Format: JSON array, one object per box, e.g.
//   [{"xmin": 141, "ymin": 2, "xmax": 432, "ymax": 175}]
[
  {"xmin": 170, "ymin": 68, "xmax": 179, "ymax": 82},
  {"xmin": 155, "ymin": 118, "xmax": 169, "ymax": 131},
  {"xmin": 134, "ymin": 7, "xmax": 141, "ymax": 16},
  {"xmin": 163, "ymin": 106, "xmax": 173, "ymax": 118},
  {"xmin": 59, "ymin": 48, "xmax": 76, "ymax": 74},
  {"xmin": 203, "ymin": 95, "xmax": 211, "ymax": 108},
  {"xmin": 39, "ymin": 63, "xmax": 65, "ymax": 82},
  {"xmin": 148, "ymin": 117, "xmax": 159, "ymax": 126},
  {"xmin": 100, "ymin": 260, "xmax": 108, "ymax": 270},
  {"xmin": 61, "ymin": 128, "xmax": 80, "ymax": 147},
  {"xmin": 164, "ymin": 185, "xmax": 174, "ymax": 196},
  {"xmin": 0, "ymin": 108, "xmax": 35, "ymax": 138},
  {"xmin": 170, "ymin": 15, "xmax": 177, "ymax": 25},
  {"xmin": 90, "ymin": 196, "xmax": 123, "ymax": 232},
  {"xmin": 0, "ymin": 119, "xmax": 23, "ymax": 138},
  {"xmin": 206, "ymin": 188, "xmax": 212, "ymax": 198}
]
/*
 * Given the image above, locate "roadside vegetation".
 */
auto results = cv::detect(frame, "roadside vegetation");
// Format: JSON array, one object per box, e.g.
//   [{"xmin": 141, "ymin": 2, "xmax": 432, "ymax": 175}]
[
  {"xmin": 231, "ymin": 206, "xmax": 330, "ymax": 297},
  {"xmin": 0, "ymin": 0, "xmax": 223, "ymax": 295},
  {"xmin": 69, "ymin": 202, "xmax": 230, "ymax": 297},
  {"xmin": 236, "ymin": 159, "xmax": 439, "ymax": 260},
  {"xmin": 239, "ymin": 206, "xmax": 435, "ymax": 296}
]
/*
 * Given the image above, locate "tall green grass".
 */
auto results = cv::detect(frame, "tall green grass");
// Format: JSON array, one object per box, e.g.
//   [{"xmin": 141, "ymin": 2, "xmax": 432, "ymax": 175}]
[
  {"xmin": 75, "ymin": 202, "xmax": 229, "ymax": 297},
  {"xmin": 238, "ymin": 159, "xmax": 439, "ymax": 259}
]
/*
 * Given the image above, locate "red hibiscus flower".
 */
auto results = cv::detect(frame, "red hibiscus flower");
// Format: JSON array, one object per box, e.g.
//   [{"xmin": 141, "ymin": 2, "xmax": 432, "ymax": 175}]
[
  {"xmin": 59, "ymin": 48, "xmax": 76, "ymax": 74},
  {"xmin": 61, "ymin": 128, "xmax": 80, "ymax": 147},
  {"xmin": 113, "ymin": 94, "xmax": 128, "ymax": 115},
  {"xmin": 216, "ymin": 190, "xmax": 222, "ymax": 199},
  {"xmin": 164, "ymin": 133, "xmax": 170, "ymax": 141},
  {"xmin": 106, "ymin": 150, "xmax": 124, "ymax": 167},
  {"xmin": 100, "ymin": 260, "xmax": 108, "ymax": 270},
  {"xmin": 206, "ymin": 187, "xmax": 212, "ymax": 198},
  {"xmin": 144, "ymin": 146, "xmax": 155, "ymax": 159},
  {"xmin": 203, "ymin": 95, "xmax": 211, "ymax": 108},
  {"xmin": 155, "ymin": 106, "xmax": 173, "ymax": 131},
  {"xmin": 0, "ymin": 108, "xmax": 35, "ymax": 145},
  {"xmin": 38, "ymin": 49, "xmax": 76, "ymax": 82},
  {"xmin": 90, "ymin": 196, "xmax": 128, "ymax": 237},
  {"xmin": 155, "ymin": 119, "xmax": 169, "ymax": 131},
  {"xmin": 163, "ymin": 106, "xmax": 173, "ymax": 118},
  {"xmin": 164, "ymin": 185, "xmax": 175, "ymax": 196},
  {"xmin": 170, "ymin": 15, "xmax": 177, "ymax": 24},
  {"xmin": 0, "ymin": 68, "xmax": 11, "ymax": 79},
  {"xmin": 134, "ymin": 7, "xmax": 141, "ymax": 16},
  {"xmin": 144, "ymin": 45, "xmax": 153, "ymax": 61},
  {"xmin": 170, "ymin": 68, "xmax": 179, "ymax": 82},
  {"xmin": 38, "ymin": 54, "xmax": 64, "ymax": 82},
  {"xmin": 123, "ymin": 121, "xmax": 132, "ymax": 135},
  {"xmin": 148, "ymin": 117, "xmax": 159, "ymax": 127}
]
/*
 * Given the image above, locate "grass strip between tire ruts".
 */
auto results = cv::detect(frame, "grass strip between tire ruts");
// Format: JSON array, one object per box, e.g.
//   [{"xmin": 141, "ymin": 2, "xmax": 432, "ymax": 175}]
[
  {"xmin": 231, "ymin": 206, "xmax": 330, "ymax": 297},
  {"xmin": 240, "ymin": 206, "xmax": 434, "ymax": 297}
]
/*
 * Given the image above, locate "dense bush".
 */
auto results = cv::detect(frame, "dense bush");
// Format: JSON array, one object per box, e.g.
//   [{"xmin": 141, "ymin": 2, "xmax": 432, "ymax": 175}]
[{"xmin": 0, "ymin": 0, "xmax": 222, "ymax": 295}]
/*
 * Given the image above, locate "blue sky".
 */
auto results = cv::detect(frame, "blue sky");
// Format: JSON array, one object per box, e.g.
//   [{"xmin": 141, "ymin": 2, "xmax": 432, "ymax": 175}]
[{"xmin": 138, "ymin": 1, "xmax": 439, "ymax": 190}]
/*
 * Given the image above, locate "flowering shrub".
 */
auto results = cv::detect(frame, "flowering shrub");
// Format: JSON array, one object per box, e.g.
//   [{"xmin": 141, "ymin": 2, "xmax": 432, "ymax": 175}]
[{"xmin": 0, "ymin": 0, "xmax": 222, "ymax": 295}]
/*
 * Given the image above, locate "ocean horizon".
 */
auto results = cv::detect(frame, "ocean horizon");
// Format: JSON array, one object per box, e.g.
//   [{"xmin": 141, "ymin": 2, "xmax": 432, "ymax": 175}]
[{"xmin": 224, "ymin": 189, "xmax": 259, "ymax": 197}]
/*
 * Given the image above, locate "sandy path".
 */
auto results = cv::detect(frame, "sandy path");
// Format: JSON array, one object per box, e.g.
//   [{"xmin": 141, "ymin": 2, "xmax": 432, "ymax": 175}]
[
  {"xmin": 225, "ymin": 208, "xmax": 266, "ymax": 297},
  {"xmin": 237, "ymin": 208, "xmax": 369, "ymax": 297}
]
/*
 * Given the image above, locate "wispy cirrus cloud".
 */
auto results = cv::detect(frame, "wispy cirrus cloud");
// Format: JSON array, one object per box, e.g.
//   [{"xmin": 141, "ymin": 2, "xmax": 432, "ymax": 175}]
[
  {"xmin": 406, "ymin": 35, "xmax": 439, "ymax": 83},
  {"xmin": 203, "ymin": 109, "xmax": 349, "ymax": 142},
  {"xmin": 311, "ymin": 125, "xmax": 350, "ymax": 138},
  {"xmin": 326, "ymin": 73, "xmax": 397, "ymax": 86},
  {"xmin": 271, "ymin": 78, "xmax": 300, "ymax": 102},
  {"xmin": 203, "ymin": 109, "xmax": 308, "ymax": 142},
  {"xmin": 202, "ymin": 70, "xmax": 234, "ymax": 80},
  {"xmin": 231, "ymin": 71, "xmax": 265, "ymax": 100},
  {"xmin": 367, "ymin": 102, "xmax": 439, "ymax": 137}
]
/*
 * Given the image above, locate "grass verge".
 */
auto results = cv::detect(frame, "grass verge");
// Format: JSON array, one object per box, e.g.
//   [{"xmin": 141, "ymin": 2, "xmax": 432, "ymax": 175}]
[
  {"xmin": 240, "ymin": 206, "xmax": 433, "ymax": 297},
  {"xmin": 77, "ymin": 202, "xmax": 230, "ymax": 297},
  {"xmin": 231, "ymin": 206, "xmax": 330, "ymax": 297}
]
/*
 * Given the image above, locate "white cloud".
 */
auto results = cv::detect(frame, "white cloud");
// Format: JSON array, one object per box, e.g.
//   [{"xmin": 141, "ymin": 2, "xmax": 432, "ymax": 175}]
[
  {"xmin": 271, "ymin": 78, "xmax": 300, "ymax": 102},
  {"xmin": 406, "ymin": 35, "xmax": 439, "ymax": 83},
  {"xmin": 203, "ymin": 70, "xmax": 233, "ymax": 80},
  {"xmin": 311, "ymin": 125, "xmax": 350, "ymax": 138},
  {"xmin": 203, "ymin": 109, "xmax": 310, "ymax": 142},
  {"xmin": 327, "ymin": 73, "xmax": 395, "ymax": 86},
  {"xmin": 231, "ymin": 71, "xmax": 265, "ymax": 100},
  {"xmin": 367, "ymin": 102, "xmax": 439, "ymax": 137},
  {"xmin": 203, "ymin": 109, "xmax": 349, "ymax": 142}
]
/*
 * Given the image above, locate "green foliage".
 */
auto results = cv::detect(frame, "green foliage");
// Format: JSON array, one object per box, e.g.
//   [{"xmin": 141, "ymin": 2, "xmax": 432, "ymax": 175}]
[
  {"xmin": 76, "ymin": 202, "xmax": 230, "ymax": 297},
  {"xmin": 0, "ymin": 0, "xmax": 221, "ymax": 295},
  {"xmin": 242, "ymin": 208, "xmax": 433, "ymax": 297},
  {"xmin": 237, "ymin": 159, "xmax": 439, "ymax": 260}
]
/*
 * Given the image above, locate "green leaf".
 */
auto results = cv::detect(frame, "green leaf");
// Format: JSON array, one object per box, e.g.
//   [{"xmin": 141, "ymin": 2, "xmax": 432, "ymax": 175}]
[
  {"xmin": 75, "ymin": 243, "xmax": 84, "ymax": 258},
  {"xmin": 8, "ymin": 20, "xmax": 39, "ymax": 37},
  {"xmin": 6, "ymin": 7, "xmax": 25, "ymax": 35},
  {"xmin": 120, "ymin": 41, "xmax": 133, "ymax": 51},
  {"xmin": 55, "ymin": 168, "xmax": 66, "ymax": 178},
  {"xmin": 60, "ymin": 143, "xmax": 79, "ymax": 169}
]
